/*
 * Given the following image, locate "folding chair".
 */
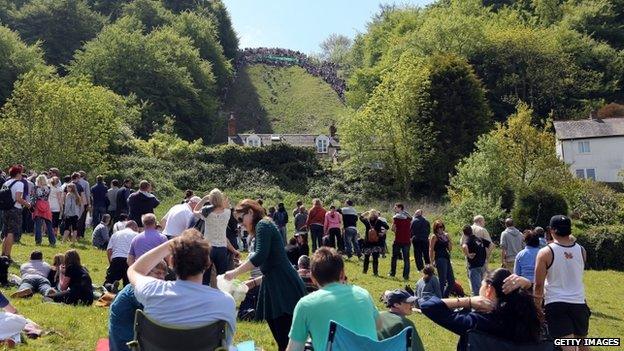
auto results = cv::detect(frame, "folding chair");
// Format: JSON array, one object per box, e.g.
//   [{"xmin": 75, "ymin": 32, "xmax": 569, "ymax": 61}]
[
  {"xmin": 325, "ymin": 320, "xmax": 413, "ymax": 351},
  {"xmin": 126, "ymin": 310, "xmax": 228, "ymax": 351},
  {"xmin": 466, "ymin": 330, "xmax": 555, "ymax": 351}
]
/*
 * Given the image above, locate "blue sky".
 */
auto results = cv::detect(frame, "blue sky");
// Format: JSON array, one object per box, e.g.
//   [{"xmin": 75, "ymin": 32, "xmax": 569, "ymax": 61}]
[{"xmin": 222, "ymin": 0, "xmax": 434, "ymax": 55}]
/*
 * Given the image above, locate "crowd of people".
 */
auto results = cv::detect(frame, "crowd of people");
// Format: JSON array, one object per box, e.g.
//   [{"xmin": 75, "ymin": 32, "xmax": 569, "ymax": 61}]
[
  {"xmin": 235, "ymin": 48, "xmax": 346, "ymax": 99},
  {"xmin": 0, "ymin": 164, "xmax": 593, "ymax": 351}
]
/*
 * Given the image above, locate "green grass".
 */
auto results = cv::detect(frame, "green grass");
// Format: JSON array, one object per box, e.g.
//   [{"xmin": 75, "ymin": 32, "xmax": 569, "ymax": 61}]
[
  {"xmin": 3, "ymin": 202, "xmax": 623, "ymax": 350},
  {"xmin": 223, "ymin": 64, "xmax": 348, "ymax": 135}
]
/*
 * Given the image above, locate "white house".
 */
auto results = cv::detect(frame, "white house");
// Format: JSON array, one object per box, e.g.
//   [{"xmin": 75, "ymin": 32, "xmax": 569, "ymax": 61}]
[{"xmin": 553, "ymin": 117, "xmax": 624, "ymax": 183}]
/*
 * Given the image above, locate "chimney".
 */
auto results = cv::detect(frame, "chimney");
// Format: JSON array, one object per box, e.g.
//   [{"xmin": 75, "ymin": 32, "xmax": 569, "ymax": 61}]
[
  {"xmin": 227, "ymin": 112, "xmax": 237, "ymax": 137},
  {"xmin": 329, "ymin": 123, "xmax": 337, "ymax": 138},
  {"xmin": 589, "ymin": 109, "xmax": 598, "ymax": 120}
]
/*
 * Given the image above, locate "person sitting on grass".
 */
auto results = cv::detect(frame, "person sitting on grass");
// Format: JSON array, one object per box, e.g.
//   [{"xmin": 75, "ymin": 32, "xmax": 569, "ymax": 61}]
[
  {"xmin": 104, "ymin": 221, "xmax": 139, "ymax": 292},
  {"xmin": 51, "ymin": 249, "xmax": 94, "ymax": 305},
  {"xmin": 11, "ymin": 251, "xmax": 56, "ymax": 299},
  {"xmin": 421, "ymin": 268, "xmax": 542, "ymax": 351},
  {"xmin": 127, "ymin": 229, "xmax": 236, "ymax": 346},
  {"xmin": 286, "ymin": 247, "xmax": 381, "ymax": 351},
  {"xmin": 126, "ymin": 214, "xmax": 167, "ymax": 265},
  {"xmin": 0, "ymin": 291, "xmax": 28, "ymax": 347},
  {"xmin": 92, "ymin": 214, "xmax": 111, "ymax": 250},
  {"xmin": 47, "ymin": 253, "xmax": 64, "ymax": 290},
  {"xmin": 108, "ymin": 260, "xmax": 167, "ymax": 351},
  {"xmin": 414, "ymin": 264, "xmax": 441, "ymax": 304},
  {"xmin": 296, "ymin": 255, "xmax": 317, "ymax": 294},
  {"xmin": 378, "ymin": 289, "xmax": 425, "ymax": 351}
]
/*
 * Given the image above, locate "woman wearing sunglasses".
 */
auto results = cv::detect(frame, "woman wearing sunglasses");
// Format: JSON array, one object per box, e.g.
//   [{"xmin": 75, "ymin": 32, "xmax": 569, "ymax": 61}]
[{"xmin": 224, "ymin": 199, "xmax": 306, "ymax": 351}]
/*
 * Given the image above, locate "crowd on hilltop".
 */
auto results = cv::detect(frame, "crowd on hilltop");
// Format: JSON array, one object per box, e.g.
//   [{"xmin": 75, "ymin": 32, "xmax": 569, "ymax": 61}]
[
  {"xmin": 235, "ymin": 48, "xmax": 346, "ymax": 99},
  {"xmin": 0, "ymin": 163, "xmax": 592, "ymax": 351}
]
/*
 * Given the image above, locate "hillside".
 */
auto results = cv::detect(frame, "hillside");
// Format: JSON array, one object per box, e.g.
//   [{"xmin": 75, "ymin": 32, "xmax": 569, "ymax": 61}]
[{"xmin": 223, "ymin": 63, "xmax": 347, "ymax": 135}]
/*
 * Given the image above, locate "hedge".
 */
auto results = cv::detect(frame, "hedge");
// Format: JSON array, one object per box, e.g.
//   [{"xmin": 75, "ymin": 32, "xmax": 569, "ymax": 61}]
[{"xmin": 575, "ymin": 225, "xmax": 624, "ymax": 271}]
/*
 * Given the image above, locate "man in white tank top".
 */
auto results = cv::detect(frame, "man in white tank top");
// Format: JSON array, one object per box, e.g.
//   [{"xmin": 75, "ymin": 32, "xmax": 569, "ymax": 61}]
[{"xmin": 534, "ymin": 215, "xmax": 591, "ymax": 351}]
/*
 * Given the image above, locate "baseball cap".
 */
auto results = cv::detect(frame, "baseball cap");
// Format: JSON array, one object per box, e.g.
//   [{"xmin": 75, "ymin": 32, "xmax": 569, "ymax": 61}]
[
  {"xmin": 384, "ymin": 289, "xmax": 417, "ymax": 307},
  {"xmin": 549, "ymin": 215, "xmax": 571, "ymax": 236}
]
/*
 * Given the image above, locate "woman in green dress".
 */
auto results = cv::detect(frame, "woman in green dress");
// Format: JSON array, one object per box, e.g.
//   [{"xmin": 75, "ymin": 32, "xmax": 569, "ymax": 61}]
[{"xmin": 225, "ymin": 199, "xmax": 306, "ymax": 351}]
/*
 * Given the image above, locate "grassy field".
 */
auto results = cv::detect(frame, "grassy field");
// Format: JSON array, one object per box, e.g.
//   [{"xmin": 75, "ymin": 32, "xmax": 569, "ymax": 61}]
[
  {"xmin": 2, "ymin": 201, "xmax": 623, "ymax": 350},
  {"xmin": 223, "ymin": 64, "xmax": 348, "ymax": 135}
]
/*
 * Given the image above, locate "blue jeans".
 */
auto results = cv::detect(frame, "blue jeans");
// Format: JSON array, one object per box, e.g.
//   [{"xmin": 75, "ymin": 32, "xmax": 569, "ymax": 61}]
[
  {"xmin": 210, "ymin": 246, "xmax": 229, "ymax": 275},
  {"xmin": 390, "ymin": 243, "xmax": 411, "ymax": 279},
  {"xmin": 344, "ymin": 227, "xmax": 360, "ymax": 258},
  {"xmin": 310, "ymin": 224, "xmax": 323, "ymax": 252},
  {"xmin": 468, "ymin": 266, "xmax": 484, "ymax": 296},
  {"xmin": 18, "ymin": 275, "xmax": 52, "ymax": 295},
  {"xmin": 435, "ymin": 257, "xmax": 455, "ymax": 298},
  {"xmin": 92, "ymin": 206, "xmax": 107, "ymax": 228},
  {"xmin": 34, "ymin": 217, "xmax": 56, "ymax": 246}
]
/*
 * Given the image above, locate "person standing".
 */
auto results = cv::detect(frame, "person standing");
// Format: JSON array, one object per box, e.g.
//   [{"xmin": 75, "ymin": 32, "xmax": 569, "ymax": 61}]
[
  {"xmin": 340, "ymin": 200, "xmax": 360, "ymax": 259},
  {"xmin": 127, "ymin": 180, "xmax": 160, "ymax": 230},
  {"xmin": 323, "ymin": 206, "xmax": 342, "ymax": 250},
  {"xmin": 463, "ymin": 215, "xmax": 493, "ymax": 271},
  {"xmin": 48, "ymin": 177, "xmax": 63, "ymax": 238},
  {"xmin": 534, "ymin": 215, "xmax": 591, "ymax": 351},
  {"xmin": 360, "ymin": 210, "xmax": 388, "ymax": 276},
  {"xmin": 514, "ymin": 230, "xmax": 540, "ymax": 283},
  {"xmin": 76, "ymin": 171, "xmax": 91, "ymax": 238},
  {"xmin": 115, "ymin": 179, "xmax": 133, "ymax": 219},
  {"xmin": 90, "ymin": 175, "xmax": 109, "ymax": 228},
  {"xmin": 1, "ymin": 165, "xmax": 31, "ymax": 259},
  {"xmin": 390, "ymin": 203, "xmax": 412, "ymax": 280},
  {"xmin": 305, "ymin": 199, "xmax": 326, "ymax": 252},
  {"xmin": 410, "ymin": 209, "xmax": 431, "ymax": 272},
  {"xmin": 273, "ymin": 203, "xmax": 289, "ymax": 245},
  {"xmin": 127, "ymin": 214, "xmax": 167, "ymax": 265},
  {"xmin": 292, "ymin": 200, "xmax": 303, "ymax": 219},
  {"xmin": 107, "ymin": 179, "xmax": 120, "ymax": 221},
  {"xmin": 160, "ymin": 196, "xmax": 200, "ymax": 239},
  {"xmin": 461, "ymin": 225, "xmax": 492, "ymax": 296},
  {"xmin": 429, "ymin": 220, "xmax": 454, "ymax": 298},
  {"xmin": 225, "ymin": 199, "xmax": 306, "ymax": 351},
  {"xmin": 61, "ymin": 183, "xmax": 82, "ymax": 243},
  {"xmin": 293, "ymin": 206, "xmax": 307, "ymax": 232},
  {"xmin": 32, "ymin": 175, "xmax": 56, "ymax": 246},
  {"xmin": 500, "ymin": 218, "xmax": 524, "ymax": 272}
]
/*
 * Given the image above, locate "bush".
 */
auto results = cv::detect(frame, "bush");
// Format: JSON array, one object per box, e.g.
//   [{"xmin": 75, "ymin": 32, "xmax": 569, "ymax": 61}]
[
  {"xmin": 565, "ymin": 179, "xmax": 621, "ymax": 226},
  {"xmin": 447, "ymin": 195, "xmax": 507, "ymax": 240},
  {"xmin": 511, "ymin": 188, "xmax": 568, "ymax": 230},
  {"xmin": 575, "ymin": 225, "xmax": 624, "ymax": 271}
]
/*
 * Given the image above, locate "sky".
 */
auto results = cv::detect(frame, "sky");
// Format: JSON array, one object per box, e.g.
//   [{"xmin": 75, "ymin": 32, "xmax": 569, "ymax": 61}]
[{"xmin": 222, "ymin": 0, "xmax": 435, "ymax": 55}]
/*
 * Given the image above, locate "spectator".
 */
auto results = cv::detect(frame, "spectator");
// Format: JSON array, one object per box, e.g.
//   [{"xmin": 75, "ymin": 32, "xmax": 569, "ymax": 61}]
[
  {"xmin": 107, "ymin": 179, "xmax": 120, "ymax": 220},
  {"xmin": 108, "ymin": 260, "xmax": 167, "ymax": 351},
  {"xmin": 92, "ymin": 214, "xmax": 111, "ymax": 250},
  {"xmin": 32, "ymin": 175, "xmax": 56, "ymax": 246},
  {"xmin": 48, "ymin": 176, "xmax": 63, "ymax": 237},
  {"xmin": 127, "ymin": 214, "xmax": 167, "ymax": 265},
  {"xmin": 48, "ymin": 253, "xmax": 64, "ymax": 290},
  {"xmin": 293, "ymin": 206, "xmax": 307, "ymax": 232},
  {"xmin": 292, "ymin": 200, "xmax": 303, "ymax": 219},
  {"xmin": 11, "ymin": 251, "xmax": 56, "ymax": 298},
  {"xmin": 360, "ymin": 210, "xmax": 389, "ymax": 276},
  {"xmin": 127, "ymin": 180, "xmax": 160, "ymax": 229},
  {"xmin": 429, "ymin": 220, "xmax": 454, "ymax": 298},
  {"xmin": 410, "ymin": 209, "xmax": 431, "ymax": 272},
  {"xmin": 534, "ymin": 226, "xmax": 548, "ymax": 248},
  {"xmin": 1, "ymin": 165, "xmax": 31, "ymax": 259},
  {"xmin": 182, "ymin": 189, "xmax": 194, "ymax": 203},
  {"xmin": 112, "ymin": 213, "xmax": 128, "ymax": 234},
  {"xmin": 20, "ymin": 172, "xmax": 35, "ymax": 235},
  {"xmin": 160, "ymin": 196, "xmax": 200, "ymax": 239},
  {"xmin": 378, "ymin": 289, "xmax": 425, "ymax": 351},
  {"xmin": 76, "ymin": 171, "xmax": 91, "ymax": 238},
  {"xmin": 295, "ymin": 232, "xmax": 309, "ymax": 258},
  {"xmin": 306, "ymin": 199, "xmax": 326, "ymax": 252},
  {"xmin": 90, "ymin": 175, "xmax": 109, "ymax": 228},
  {"xmin": 61, "ymin": 183, "xmax": 82, "ymax": 243},
  {"xmin": 127, "ymin": 230, "xmax": 237, "ymax": 346},
  {"xmin": 273, "ymin": 203, "xmax": 289, "ymax": 245},
  {"xmin": 534, "ymin": 215, "xmax": 591, "ymax": 351},
  {"xmin": 193, "ymin": 189, "xmax": 239, "ymax": 275},
  {"xmin": 286, "ymin": 247, "xmax": 380, "ymax": 351},
  {"xmin": 323, "ymin": 206, "xmax": 342, "ymax": 250},
  {"xmin": 0, "ymin": 291, "xmax": 28, "ymax": 346},
  {"xmin": 340, "ymin": 200, "xmax": 360, "ymax": 259},
  {"xmin": 296, "ymin": 255, "xmax": 317, "ymax": 293},
  {"xmin": 415, "ymin": 264, "xmax": 442, "ymax": 304},
  {"xmin": 461, "ymin": 225, "xmax": 492, "ymax": 296},
  {"xmin": 462, "ymin": 215, "xmax": 493, "ymax": 271},
  {"xmin": 285, "ymin": 237, "xmax": 300, "ymax": 266},
  {"xmin": 105, "ymin": 221, "xmax": 139, "ymax": 289},
  {"xmin": 115, "ymin": 179, "xmax": 133, "ymax": 220},
  {"xmin": 52, "ymin": 249, "xmax": 94, "ymax": 305},
  {"xmin": 226, "ymin": 199, "xmax": 306, "ymax": 351},
  {"xmin": 500, "ymin": 218, "xmax": 524, "ymax": 271},
  {"xmin": 514, "ymin": 230, "xmax": 540, "ymax": 283},
  {"xmin": 390, "ymin": 203, "xmax": 412, "ymax": 280}
]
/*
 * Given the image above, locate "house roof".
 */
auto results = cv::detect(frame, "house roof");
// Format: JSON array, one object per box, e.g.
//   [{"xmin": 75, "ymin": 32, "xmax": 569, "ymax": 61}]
[
  {"xmin": 553, "ymin": 118, "xmax": 624, "ymax": 140},
  {"xmin": 229, "ymin": 134, "xmax": 340, "ymax": 147}
]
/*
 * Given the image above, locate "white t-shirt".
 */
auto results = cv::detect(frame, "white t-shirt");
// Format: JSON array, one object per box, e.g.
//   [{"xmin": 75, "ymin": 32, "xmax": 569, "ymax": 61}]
[
  {"xmin": 162, "ymin": 203, "xmax": 194, "ymax": 237},
  {"xmin": 48, "ymin": 184, "xmax": 62, "ymax": 212},
  {"xmin": 201, "ymin": 208, "xmax": 231, "ymax": 247},
  {"xmin": 2, "ymin": 179, "xmax": 24, "ymax": 209},
  {"xmin": 134, "ymin": 276, "xmax": 236, "ymax": 345},
  {"xmin": 0, "ymin": 312, "xmax": 27, "ymax": 340},
  {"xmin": 107, "ymin": 228, "xmax": 138, "ymax": 259},
  {"xmin": 112, "ymin": 221, "xmax": 126, "ymax": 234}
]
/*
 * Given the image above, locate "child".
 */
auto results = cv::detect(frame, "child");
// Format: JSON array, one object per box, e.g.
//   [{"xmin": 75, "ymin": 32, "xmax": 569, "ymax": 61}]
[{"xmin": 415, "ymin": 264, "xmax": 442, "ymax": 305}]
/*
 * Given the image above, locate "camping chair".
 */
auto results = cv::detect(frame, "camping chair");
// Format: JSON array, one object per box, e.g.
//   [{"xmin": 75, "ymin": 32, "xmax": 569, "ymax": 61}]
[
  {"xmin": 325, "ymin": 320, "xmax": 413, "ymax": 351},
  {"xmin": 466, "ymin": 330, "xmax": 555, "ymax": 351},
  {"xmin": 126, "ymin": 310, "xmax": 228, "ymax": 351}
]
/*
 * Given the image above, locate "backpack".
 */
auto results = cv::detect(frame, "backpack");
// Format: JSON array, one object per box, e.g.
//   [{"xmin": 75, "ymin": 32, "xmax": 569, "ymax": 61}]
[
  {"xmin": 0, "ymin": 180, "xmax": 18, "ymax": 211},
  {"xmin": 367, "ymin": 221, "xmax": 379, "ymax": 243}
]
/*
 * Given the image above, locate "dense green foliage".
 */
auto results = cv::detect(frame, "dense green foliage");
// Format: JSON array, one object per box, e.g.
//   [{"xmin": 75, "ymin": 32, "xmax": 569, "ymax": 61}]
[
  {"xmin": 576, "ymin": 225, "xmax": 624, "ymax": 270},
  {"xmin": 511, "ymin": 188, "xmax": 569, "ymax": 229}
]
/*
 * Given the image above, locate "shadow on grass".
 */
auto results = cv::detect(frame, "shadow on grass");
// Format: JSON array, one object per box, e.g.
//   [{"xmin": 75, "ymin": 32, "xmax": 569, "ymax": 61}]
[{"xmin": 592, "ymin": 311, "xmax": 623, "ymax": 321}]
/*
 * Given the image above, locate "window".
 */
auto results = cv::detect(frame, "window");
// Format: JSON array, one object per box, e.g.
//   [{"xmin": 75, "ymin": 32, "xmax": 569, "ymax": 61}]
[
  {"xmin": 586, "ymin": 168, "xmax": 596, "ymax": 180},
  {"xmin": 575, "ymin": 169, "xmax": 585, "ymax": 178},
  {"xmin": 246, "ymin": 135, "xmax": 261, "ymax": 147},
  {"xmin": 577, "ymin": 141, "xmax": 590, "ymax": 154},
  {"xmin": 316, "ymin": 135, "xmax": 329, "ymax": 153}
]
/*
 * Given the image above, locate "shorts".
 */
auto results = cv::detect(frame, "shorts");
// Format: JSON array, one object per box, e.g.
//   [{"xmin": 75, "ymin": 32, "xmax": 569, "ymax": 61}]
[
  {"xmin": 63, "ymin": 216, "xmax": 79, "ymax": 232},
  {"xmin": 51, "ymin": 212, "xmax": 61, "ymax": 228},
  {"xmin": 1, "ymin": 207, "xmax": 22, "ymax": 238},
  {"xmin": 545, "ymin": 302, "xmax": 591, "ymax": 337}
]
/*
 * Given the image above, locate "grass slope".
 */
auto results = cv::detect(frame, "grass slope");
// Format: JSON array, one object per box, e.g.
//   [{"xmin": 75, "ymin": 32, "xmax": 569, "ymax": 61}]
[
  {"xmin": 3, "ymin": 197, "xmax": 623, "ymax": 350},
  {"xmin": 223, "ymin": 64, "xmax": 347, "ymax": 135}
]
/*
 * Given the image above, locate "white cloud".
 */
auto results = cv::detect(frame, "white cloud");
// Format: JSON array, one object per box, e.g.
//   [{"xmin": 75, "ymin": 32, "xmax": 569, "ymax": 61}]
[{"xmin": 238, "ymin": 25, "xmax": 265, "ymax": 49}]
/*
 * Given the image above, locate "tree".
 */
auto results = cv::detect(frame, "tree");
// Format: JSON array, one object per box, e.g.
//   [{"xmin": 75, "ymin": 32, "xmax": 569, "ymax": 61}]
[
  {"xmin": 10, "ymin": 0, "xmax": 106, "ymax": 68},
  {"xmin": 86, "ymin": 0, "xmax": 131, "ymax": 19},
  {"xmin": 203, "ymin": 0, "xmax": 238, "ymax": 60},
  {"xmin": 0, "ymin": 25, "xmax": 50, "ymax": 107},
  {"xmin": 69, "ymin": 17, "xmax": 219, "ymax": 142},
  {"xmin": 318, "ymin": 33, "xmax": 352, "ymax": 67},
  {"xmin": 120, "ymin": 0, "xmax": 173, "ymax": 32},
  {"xmin": 562, "ymin": 0, "xmax": 624, "ymax": 50},
  {"xmin": 0, "ymin": 72, "xmax": 140, "ymax": 173}
]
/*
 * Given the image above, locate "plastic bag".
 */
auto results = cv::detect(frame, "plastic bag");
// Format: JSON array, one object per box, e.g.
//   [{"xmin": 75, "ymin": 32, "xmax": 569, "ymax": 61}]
[{"xmin": 216, "ymin": 275, "xmax": 249, "ymax": 305}]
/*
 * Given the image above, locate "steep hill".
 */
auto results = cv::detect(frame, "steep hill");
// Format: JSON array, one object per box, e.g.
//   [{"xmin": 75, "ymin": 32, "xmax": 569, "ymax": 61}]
[{"xmin": 223, "ymin": 63, "xmax": 347, "ymax": 135}]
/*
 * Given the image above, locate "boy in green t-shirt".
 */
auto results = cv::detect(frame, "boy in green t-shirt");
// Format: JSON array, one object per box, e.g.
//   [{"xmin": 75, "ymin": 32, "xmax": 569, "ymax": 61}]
[{"xmin": 378, "ymin": 289, "xmax": 425, "ymax": 351}]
